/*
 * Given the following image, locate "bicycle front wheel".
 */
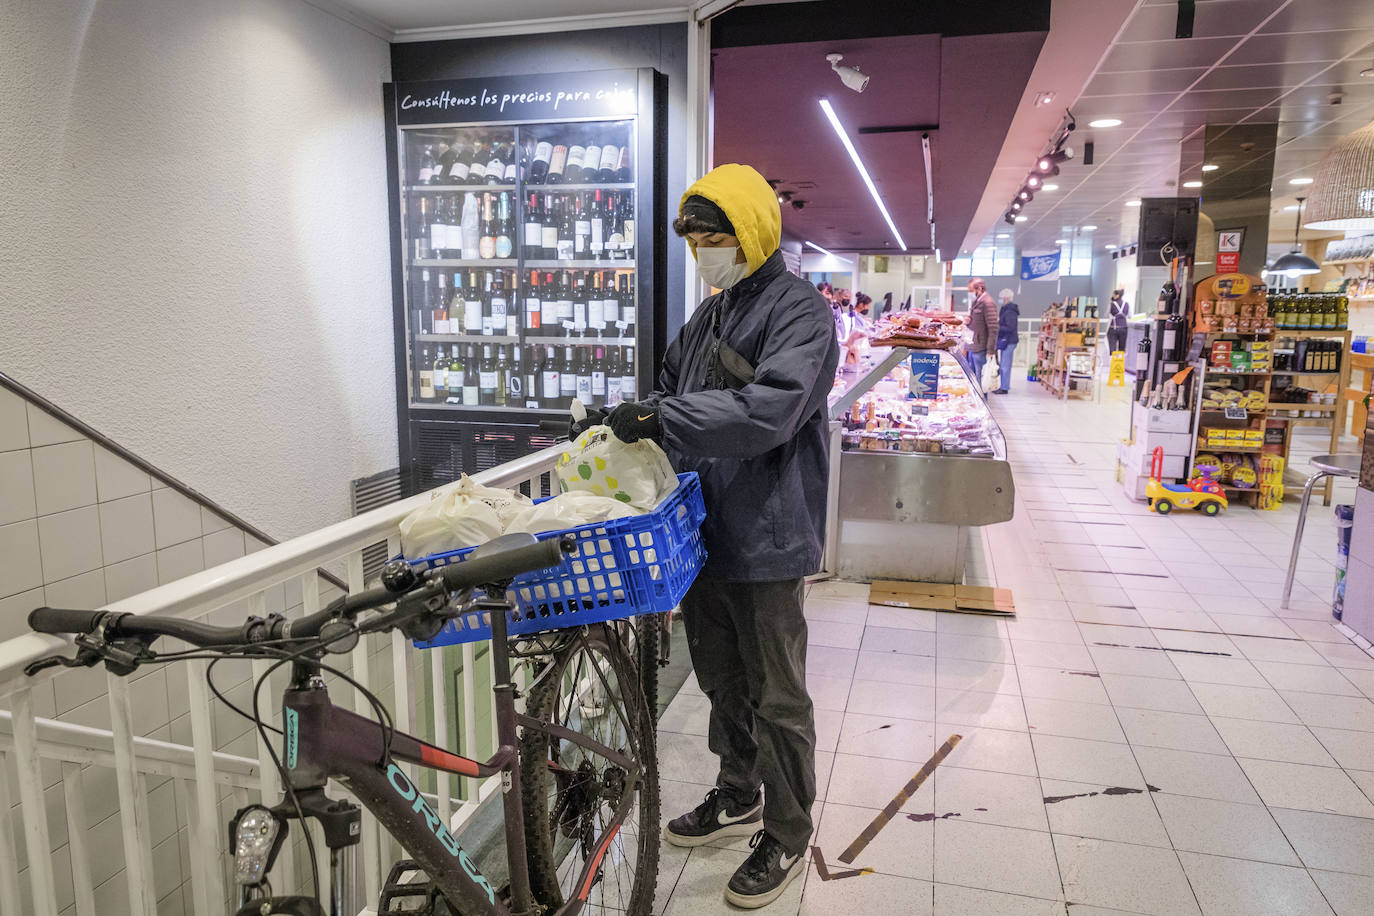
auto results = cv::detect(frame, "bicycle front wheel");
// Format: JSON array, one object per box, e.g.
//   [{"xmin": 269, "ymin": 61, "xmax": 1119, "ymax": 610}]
[{"xmin": 519, "ymin": 619, "xmax": 659, "ymax": 915}]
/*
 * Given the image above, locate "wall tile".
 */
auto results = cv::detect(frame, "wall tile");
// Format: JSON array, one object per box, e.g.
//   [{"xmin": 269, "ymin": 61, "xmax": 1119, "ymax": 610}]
[
  {"xmin": 156, "ymin": 539, "xmax": 204, "ymax": 585},
  {"xmin": 203, "ymin": 527, "xmax": 245, "ymax": 567},
  {"xmin": 201, "ymin": 506, "xmax": 232, "ymax": 535},
  {"xmin": 0, "ymin": 387, "xmax": 30, "ymax": 452},
  {"xmin": 36, "ymin": 505, "xmax": 103, "ymax": 582},
  {"xmin": 93, "ymin": 445, "xmax": 151, "ymax": 502},
  {"xmin": 0, "ymin": 449, "xmax": 37, "ymax": 525},
  {"xmin": 31, "ymin": 440, "xmax": 98, "ymax": 515},
  {"xmin": 0, "ymin": 518, "xmax": 44, "ymax": 598},
  {"xmin": 104, "ymin": 552, "xmax": 158, "ymax": 603},
  {"xmin": 0, "ymin": 586, "xmax": 45, "ymax": 642},
  {"xmin": 98, "ymin": 493, "xmax": 156, "ymax": 565},
  {"xmin": 25, "ymin": 403, "xmax": 83, "ymax": 447},
  {"xmin": 44, "ymin": 568, "xmax": 107, "ymax": 608},
  {"xmin": 152, "ymin": 488, "xmax": 203, "ymax": 549}
]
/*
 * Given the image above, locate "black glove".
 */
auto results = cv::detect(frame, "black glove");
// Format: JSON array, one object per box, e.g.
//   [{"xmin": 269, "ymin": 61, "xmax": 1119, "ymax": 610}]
[
  {"xmin": 606, "ymin": 402, "xmax": 661, "ymax": 443},
  {"xmin": 567, "ymin": 407, "xmax": 607, "ymax": 441}
]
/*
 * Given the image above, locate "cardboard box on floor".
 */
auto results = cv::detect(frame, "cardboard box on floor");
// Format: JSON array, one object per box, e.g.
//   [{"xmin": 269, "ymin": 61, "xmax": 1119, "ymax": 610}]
[{"xmin": 868, "ymin": 580, "xmax": 1016, "ymax": 617}]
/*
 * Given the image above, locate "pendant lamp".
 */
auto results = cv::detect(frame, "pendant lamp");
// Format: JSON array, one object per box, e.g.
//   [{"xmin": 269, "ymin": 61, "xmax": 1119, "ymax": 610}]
[
  {"xmin": 1302, "ymin": 117, "xmax": 1374, "ymax": 231},
  {"xmin": 1272, "ymin": 197, "xmax": 1321, "ymax": 277}
]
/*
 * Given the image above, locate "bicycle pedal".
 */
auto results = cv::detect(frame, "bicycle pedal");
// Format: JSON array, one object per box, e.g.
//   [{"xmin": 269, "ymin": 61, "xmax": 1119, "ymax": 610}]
[{"xmin": 379, "ymin": 859, "xmax": 435, "ymax": 913}]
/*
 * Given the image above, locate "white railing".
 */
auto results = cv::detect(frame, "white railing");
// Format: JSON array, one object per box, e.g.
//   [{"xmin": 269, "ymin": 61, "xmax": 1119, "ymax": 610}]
[{"xmin": 0, "ymin": 444, "xmax": 565, "ymax": 916}]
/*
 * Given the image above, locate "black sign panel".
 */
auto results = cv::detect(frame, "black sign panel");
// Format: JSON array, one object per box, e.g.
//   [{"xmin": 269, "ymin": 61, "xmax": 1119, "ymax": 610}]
[{"xmin": 395, "ymin": 69, "xmax": 639, "ymax": 125}]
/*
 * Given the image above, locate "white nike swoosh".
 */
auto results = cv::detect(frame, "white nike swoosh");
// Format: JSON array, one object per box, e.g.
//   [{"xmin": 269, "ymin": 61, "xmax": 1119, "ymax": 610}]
[
  {"xmin": 780, "ymin": 853, "xmax": 799, "ymax": 870},
  {"xmin": 716, "ymin": 804, "xmax": 762, "ymax": 825}
]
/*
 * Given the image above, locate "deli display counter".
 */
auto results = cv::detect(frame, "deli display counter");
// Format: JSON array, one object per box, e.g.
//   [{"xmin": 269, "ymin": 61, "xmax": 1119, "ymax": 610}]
[{"xmin": 824, "ymin": 347, "xmax": 1015, "ymax": 582}]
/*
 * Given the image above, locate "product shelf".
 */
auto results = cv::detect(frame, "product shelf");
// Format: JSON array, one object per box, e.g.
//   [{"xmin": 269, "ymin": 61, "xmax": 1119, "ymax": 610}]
[
  {"xmin": 411, "ymin": 258, "xmax": 519, "ymax": 269},
  {"xmin": 523, "ymin": 259, "xmax": 637, "ymax": 269}
]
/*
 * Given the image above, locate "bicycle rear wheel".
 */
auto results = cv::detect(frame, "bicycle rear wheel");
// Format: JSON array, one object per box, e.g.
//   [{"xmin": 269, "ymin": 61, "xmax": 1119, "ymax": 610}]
[{"xmin": 519, "ymin": 619, "xmax": 659, "ymax": 915}]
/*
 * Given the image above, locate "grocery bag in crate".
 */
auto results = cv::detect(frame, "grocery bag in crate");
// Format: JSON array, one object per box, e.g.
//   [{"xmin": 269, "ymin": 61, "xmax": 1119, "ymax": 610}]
[
  {"xmin": 556, "ymin": 426, "xmax": 677, "ymax": 509},
  {"xmin": 412, "ymin": 472, "xmax": 706, "ymax": 649}
]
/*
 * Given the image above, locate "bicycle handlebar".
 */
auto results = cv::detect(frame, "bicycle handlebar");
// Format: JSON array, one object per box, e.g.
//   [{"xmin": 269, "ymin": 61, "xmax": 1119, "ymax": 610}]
[{"xmin": 28, "ymin": 532, "xmax": 575, "ymax": 651}]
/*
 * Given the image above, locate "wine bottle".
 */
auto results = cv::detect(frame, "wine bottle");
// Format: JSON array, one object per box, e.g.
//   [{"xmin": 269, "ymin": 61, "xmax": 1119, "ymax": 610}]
[
  {"xmin": 557, "ymin": 199, "xmax": 575, "ymax": 260},
  {"xmin": 523, "ymin": 194, "xmax": 542, "ymax": 260},
  {"xmin": 1161, "ymin": 313, "xmax": 1180, "ymax": 355},
  {"xmin": 446, "ymin": 344, "xmax": 464, "ymax": 403},
  {"xmin": 541, "ymin": 345, "xmax": 560, "ymax": 409},
  {"xmin": 434, "ymin": 142, "xmax": 457, "ymax": 184},
  {"xmin": 541, "ymin": 195, "xmax": 559, "ymax": 260},
  {"xmin": 606, "ymin": 346, "xmax": 623, "ymax": 407},
  {"xmin": 462, "ymin": 344, "xmax": 479, "ymax": 406},
  {"xmin": 523, "ymin": 345, "xmax": 540, "ymax": 408},
  {"xmin": 464, "ymin": 271, "xmax": 482, "ymax": 337},
  {"xmin": 493, "ymin": 345, "xmax": 509, "ymax": 407},
  {"xmin": 489, "ymin": 271, "xmax": 510, "ymax": 337},
  {"xmin": 418, "ymin": 345, "xmax": 436, "ymax": 400},
  {"xmin": 556, "ymin": 271, "xmax": 575, "ymax": 333},
  {"xmin": 416, "ymin": 269, "xmax": 434, "ymax": 334},
  {"xmin": 429, "ymin": 199, "xmax": 448, "ymax": 258},
  {"xmin": 467, "ymin": 143, "xmax": 488, "ymax": 183},
  {"xmin": 596, "ymin": 140, "xmax": 619, "ymax": 183},
  {"xmin": 478, "ymin": 344, "xmax": 497, "ymax": 406},
  {"xmin": 591, "ymin": 346, "xmax": 607, "ymax": 404},
  {"xmin": 447, "ymin": 270, "xmax": 465, "ymax": 332},
  {"xmin": 620, "ymin": 192, "xmax": 635, "ymax": 260},
  {"xmin": 616, "ymin": 144, "xmax": 632, "ymax": 182},
  {"xmin": 573, "ymin": 273, "xmax": 588, "ymax": 333},
  {"xmin": 574, "ymin": 346, "xmax": 593, "ymax": 404},
  {"xmin": 618, "ymin": 273, "xmax": 635, "ymax": 337},
  {"xmin": 559, "ymin": 345, "xmax": 578, "ymax": 404},
  {"xmin": 587, "ymin": 272, "xmax": 604, "ymax": 335},
  {"xmin": 433, "ymin": 345, "xmax": 450, "ymax": 400},
  {"xmin": 1158, "ymin": 280, "xmax": 1179, "ymax": 316},
  {"xmin": 479, "ymin": 194, "xmax": 497, "ymax": 259},
  {"xmin": 432, "ymin": 272, "xmax": 450, "ymax": 334},
  {"xmin": 504, "ymin": 345, "xmax": 524, "ymax": 406},
  {"xmin": 446, "ymin": 141, "xmax": 471, "ymax": 183},
  {"xmin": 620, "ymin": 346, "xmax": 637, "ymax": 402},
  {"xmin": 574, "ymin": 195, "xmax": 591, "ymax": 258},
  {"xmin": 547, "ymin": 142, "xmax": 569, "ymax": 184},
  {"xmin": 485, "ymin": 143, "xmax": 504, "ymax": 186},
  {"xmin": 495, "ymin": 192, "xmax": 514, "ymax": 259},
  {"xmin": 529, "ymin": 138, "xmax": 552, "ymax": 184},
  {"xmin": 540, "ymin": 271, "xmax": 558, "ymax": 337},
  {"xmin": 601, "ymin": 271, "xmax": 619, "ymax": 328},
  {"xmin": 524, "ymin": 270, "xmax": 542, "ymax": 337},
  {"xmin": 415, "ymin": 144, "xmax": 437, "ymax": 184},
  {"xmin": 589, "ymin": 190, "xmax": 606, "ymax": 260},
  {"xmin": 412, "ymin": 197, "xmax": 432, "ymax": 260},
  {"xmin": 565, "ymin": 134, "xmax": 587, "ymax": 184},
  {"xmin": 502, "ymin": 143, "xmax": 517, "ymax": 184},
  {"xmin": 606, "ymin": 193, "xmax": 626, "ymax": 261}
]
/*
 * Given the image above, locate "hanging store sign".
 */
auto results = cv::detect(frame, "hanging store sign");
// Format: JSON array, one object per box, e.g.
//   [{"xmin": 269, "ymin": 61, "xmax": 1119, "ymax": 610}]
[
  {"xmin": 1020, "ymin": 250, "xmax": 1061, "ymax": 281},
  {"xmin": 1216, "ymin": 228, "xmax": 1244, "ymax": 274},
  {"xmin": 395, "ymin": 69, "xmax": 639, "ymax": 125},
  {"xmin": 908, "ymin": 351, "xmax": 941, "ymax": 400}
]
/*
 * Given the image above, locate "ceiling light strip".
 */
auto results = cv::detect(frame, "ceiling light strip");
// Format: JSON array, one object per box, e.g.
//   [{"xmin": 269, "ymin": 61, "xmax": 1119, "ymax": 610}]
[
  {"xmin": 819, "ymin": 98, "xmax": 907, "ymax": 250},
  {"xmin": 922, "ymin": 133, "xmax": 936, "ymax": 251}
]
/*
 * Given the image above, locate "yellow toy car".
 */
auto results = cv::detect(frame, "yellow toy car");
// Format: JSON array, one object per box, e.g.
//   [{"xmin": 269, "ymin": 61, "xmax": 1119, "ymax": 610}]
[{"xmin": 1146, "ymin": 447, "xmax": 1228, "ymax": 516}]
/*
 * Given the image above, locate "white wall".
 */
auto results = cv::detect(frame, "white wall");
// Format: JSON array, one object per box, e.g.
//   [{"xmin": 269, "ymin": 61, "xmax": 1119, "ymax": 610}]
[{"xmin": 0, "ymin": 0, "xmax": 396, "ymax": 539}]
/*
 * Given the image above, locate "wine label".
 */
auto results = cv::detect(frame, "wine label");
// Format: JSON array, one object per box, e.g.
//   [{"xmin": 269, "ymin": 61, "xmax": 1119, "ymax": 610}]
[
  {"xmin": 432, "ymin": 367, "xmax": 448, "ymax": 389},
  {"xmin": 448, "ymin": 161, "xmax": 469, "ymax": 181},
  {"xmin": 495, "ymin": 235, "xmax": 513, "ymax": 258},
  {"xmin": 463, "ymin": 385, "xmax": 478, "ymax": 405},
  {"xmin": 602, "ymin": 300, "xmax": 618, "ymax": 324},
  {"xmin": 542, "ymin": 371, "xmax": 560, "ymax": 398},
  {"xmin": 430, "ymin": 224, "xmax": 445, "ymax": 250},
  {"xmin": 506, "ymin": 315, "xmax": 518, "ymax": 336},
  {"xmin": 541, "ymin": 226, "xmax": 558, "ymax": 251},
  {"xmin": 419, "ymin": 372, "xmax": 435, "ymax": 398},
  {"xmin": 433, "ymin": 317, "xmax": 451, "ymax": 334},
  {"xmin": 621, "ymin": 375, "xmax": 636, "ymax": 399},
  {"xmin": 508, "ymin": 376, "xmax": 523, "ymax": 398},
  {"xmin": 503, "ymin": 163, "xmax": 517, "ymax": 182},
  {"xmin": 557, "ymin": 239, "xmax": 574, "ymax": 260},
  {"xmin": 606, "ymin": 377, "xmax": 622, "ymax": 407},
  {"xmin": 525, "ymin": 299, "xmax": 541, "ymax": 329},
  {"xmin": 479, "ymin": 236, "xmax": 497, "ymax": 259},
  {"xmin": 417, "ymin": 166, "xmax": 434, "ymax": 183},
  {"xmin": 566, "ymin": 145, "xmax": 586, "ymax": 174},
  {"xmin": 491, "ymin": 297, "xmax": 508, "ymax": 322},
  {"xmin": 465, "ymin": 300, "xmax": 482, "ymax": 330},
  {"xmin": 590, "ymin": 219, "xmax": 604, "ymax": 252},
  {"xmin": 599, "ymin": 145, "xmax": 619, "ymax": 173},
  {"xmin": 541, "ymin": 301, "xmax": 557, "ymax": 325},
  {"xmin": 622, "ymin": 220, "xmax": 635, "ymax": 249},
  {"xmin": 575, "ymin": 376, "xmax": 593, "ymax": 400},
  {"xmin": 444, "ymin": 224, "xmax": 463, "ymax": 253},
  {"xmin": 607, "ymin": 232, "xmax": 625, "ymax": 251},
  {"xmin": 560, "ymin": 377, "xmax": 577, "ymax": 396},
  {"xmin": 592, "ymin": 371, "xmax": 606, "ymax": 396},
  {"xmin": 574, "ymin": 302, "xmax": 587, "ymax": 330},
  {"xmin": 615, "ymin": 319, "xmax": 629, "ymax": 330},
  {"xmin": 588, "ymin": 300, "xmax": 603, "ymax": 328},
  {"xmin": 549, "ymin": 145, "xmax": 568, "ymax": 175},
  {"xmin": 469, "ymin": 160, "xmax": 486, "ymax": 180},
  {"xmin": 524, "ymin": 222, "xmax": 542, "ymax": 246},
  {"xmin": 533, "ymin": 142, "xmax": 552, "ymax": 165},
  {"xmin": 480, "ymin": 370, "xmax": 497, "ymax": 389},
  {"xmin": 557, "ymin": 299, "xmax": 573, "ymax": 320},
  {"xmin": 486, "ymin": 156, "xmax": 503, "ymax": 176}
]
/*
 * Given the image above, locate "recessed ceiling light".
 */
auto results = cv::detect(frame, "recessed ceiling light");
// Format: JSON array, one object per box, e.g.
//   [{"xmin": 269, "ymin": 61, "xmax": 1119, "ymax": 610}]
[
  {"xmin": 1105, "ymin": 244, "xmax": 1117, "ymax": 249},
  {"xmin": 1282, "ymin": 204, "xmax": 1300, "ymax": 211},
  {"xmin": 1289, "ymin": 177, "xmax": 1314, "ymax": 185},
  {"xmin": 1055, "ymin": 239, "xmax": 1067, "ymax": 244},
  {"xmin": 1082, "ymin": 225, "xmax": 1098, "ymax": 231},
  {"xmin": 1034, "ymin": 90, "xmax": 1057, "ymax": 106},
  {"xmin": 1125, "ymin": 199, "xmax": 1141, "ymax": 207},
  {"xmin": 1089, "ymin": 118, "xmax": 1123, "ymax": 128},
  {"xmin": 1042, "ymin": 183, "xmax": 1059, "ymax": 191},
  {"xmin": 996, "ymin": 233, "xmax": 1010, "ymax": 238},
  {"xmin": 1015, "ymin": 215, "xmax": 1028, "ymax": 222},
  {"xmin": 1183, "ymin": 180, "xmax": 1203, "ymax": 188},
  {"xmin": 1201, "ymin": 164, "xmax": 1219, "ymax": 172}
]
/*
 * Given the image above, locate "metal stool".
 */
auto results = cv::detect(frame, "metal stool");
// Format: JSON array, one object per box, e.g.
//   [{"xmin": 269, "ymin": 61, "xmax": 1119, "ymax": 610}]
[{"xmin": 1281, "ymin": 453, "xmax": 1363, "ymax": 609}]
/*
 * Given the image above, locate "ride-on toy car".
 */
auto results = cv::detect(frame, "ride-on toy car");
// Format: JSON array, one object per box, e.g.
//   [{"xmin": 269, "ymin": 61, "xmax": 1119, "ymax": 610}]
[{"xmin": 1146, "ymin": 446, "xmax": 1228, "ymax": 516}]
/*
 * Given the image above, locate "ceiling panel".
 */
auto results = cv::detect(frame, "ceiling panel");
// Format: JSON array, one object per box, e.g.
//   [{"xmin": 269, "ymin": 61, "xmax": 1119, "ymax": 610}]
[
  {"xmin": 1224, "ymin": 30, "xmax": 1374, "ymax": 65},
  {"xmin": 1168, "ymin": 87, "xmax": 1284, "ymax": 109},
  {"xmin": 1080, "ymin": 67, "xmax": 1207, "ymax": 96},
  {"xmin": 1258, "ymin": 0, "xmax": 1374, "ymax": 33},
  {"xmin": 1192, "ymin": 60, "xmax": 1334, "ymax": 90},
  {"xmin": 1116, "ymin": 0, "xmax": 1284, "ymax": 43},
  {"xmin": 1101, "ymin": 37, "xmax": 1243, "ymax": 71}
]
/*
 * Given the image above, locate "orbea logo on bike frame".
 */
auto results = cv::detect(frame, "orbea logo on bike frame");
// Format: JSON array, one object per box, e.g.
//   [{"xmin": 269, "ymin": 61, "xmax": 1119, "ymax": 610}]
[
  {"xmin": 284, "ymin": 708, "xmax": 299, "ymax": 769},
  {"xmin": 386, "ymin": 763, "xmax": 495, "ymax": 904}
]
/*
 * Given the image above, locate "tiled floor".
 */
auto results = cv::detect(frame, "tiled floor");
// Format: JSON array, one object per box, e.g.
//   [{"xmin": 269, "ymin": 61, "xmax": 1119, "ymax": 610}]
[{"xmin": 650, "ymin": 381, "xmax": 1374, "ymax": 915}]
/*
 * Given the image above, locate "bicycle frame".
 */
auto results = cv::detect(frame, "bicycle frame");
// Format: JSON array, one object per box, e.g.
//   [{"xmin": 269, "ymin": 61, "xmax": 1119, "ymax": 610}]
[{"xmin": 277, "ymin": 617, "xmax": 643, "ymax": 916}]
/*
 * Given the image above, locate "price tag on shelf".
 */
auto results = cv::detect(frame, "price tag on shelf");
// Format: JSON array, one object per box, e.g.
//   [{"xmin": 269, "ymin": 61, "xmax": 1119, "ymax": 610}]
[
  {"xmin": 910, "ymin": 404, "xmax": 929, "ymax": 416},
  {"xmin": 615, "ymin": 320, "xmax": 629, "ymax": 330},
  {"xmin": 1224, "ymin": 406, "xmax": 1248, "ymax": 420}
]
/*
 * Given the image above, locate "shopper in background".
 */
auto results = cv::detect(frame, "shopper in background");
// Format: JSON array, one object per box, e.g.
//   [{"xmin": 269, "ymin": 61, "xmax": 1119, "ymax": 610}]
[
  {"xmin": 854, "ymin": 292, "xmax": 872, "ymax": 322},
  {"xmin": 602, "ymin": 162, "xmax": 836, "ymax": 909},
  {"xmin": 991, "ymin": 288, "xmax": 1019, "ymax": 394},
  {"xmin": 1108, "ymin": 288, "xmax": 1129, "ymax": 353},
  {"xmin": 965, "ymin": 277, "xmax": 999, "ymax": 391}
]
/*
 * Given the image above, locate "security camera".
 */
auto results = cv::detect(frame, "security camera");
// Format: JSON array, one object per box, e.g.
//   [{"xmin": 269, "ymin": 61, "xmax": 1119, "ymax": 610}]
[{"xmin": 826, "ymin": 53, "xmax": 870, "ymax": 93}]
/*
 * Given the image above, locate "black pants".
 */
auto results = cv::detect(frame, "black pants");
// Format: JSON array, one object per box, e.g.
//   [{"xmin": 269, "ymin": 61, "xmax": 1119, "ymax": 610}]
[
  {"xmin": 1107, "ymin": 327, "xmax": 1127, "ymax": 353},
  {"xmin": 680, "ymin": 576, "xmax": 817, "ymax": 854}
]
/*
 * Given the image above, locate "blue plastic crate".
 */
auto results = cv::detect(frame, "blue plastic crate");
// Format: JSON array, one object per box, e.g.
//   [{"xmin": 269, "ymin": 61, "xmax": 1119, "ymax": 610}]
[{"xmin": 412, "ymin": 472, "xmax": 705, "ymax": 648}]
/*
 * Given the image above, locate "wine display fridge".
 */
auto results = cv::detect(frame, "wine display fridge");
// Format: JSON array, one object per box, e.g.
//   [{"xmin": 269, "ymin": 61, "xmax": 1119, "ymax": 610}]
[{"xmin": 384, "ymin": 68, "xmax": 666, "ymax": 478}]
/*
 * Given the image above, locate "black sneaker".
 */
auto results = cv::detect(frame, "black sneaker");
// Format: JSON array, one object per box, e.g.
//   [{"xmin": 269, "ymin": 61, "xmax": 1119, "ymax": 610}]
[
  {"xmin": 663, "ymin": 787, "xmax": 762, "ymax": 848},
  {"xmin": 724, "ymin": 830, "xmax": 803, "ymax": 909}
]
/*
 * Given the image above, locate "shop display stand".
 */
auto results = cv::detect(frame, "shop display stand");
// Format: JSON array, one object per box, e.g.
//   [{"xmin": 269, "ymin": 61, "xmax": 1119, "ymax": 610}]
[
  {"xmin": 1194, "ymin": 335, "xmax": 1272, "ymax": 508},
  {"xmin": 1037, "ymin": 315, "xmax": 1100, "ymax": 400},
  {"xmin": 1268, "ymin": 328, "xmax": 1353, "ymax": 505}
]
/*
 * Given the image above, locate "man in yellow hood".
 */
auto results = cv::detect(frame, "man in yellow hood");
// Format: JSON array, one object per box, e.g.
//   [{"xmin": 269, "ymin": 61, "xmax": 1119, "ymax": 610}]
[{"xmin": 603, "ymin": 163, "xmax": 839, "ymax": 908}]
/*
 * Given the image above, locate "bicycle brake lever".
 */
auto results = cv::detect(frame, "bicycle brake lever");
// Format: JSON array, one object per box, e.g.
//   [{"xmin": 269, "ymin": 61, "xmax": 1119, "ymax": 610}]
[{"xmin": 24, "ymin": 646, "xmax": 103, "ymax": 677}]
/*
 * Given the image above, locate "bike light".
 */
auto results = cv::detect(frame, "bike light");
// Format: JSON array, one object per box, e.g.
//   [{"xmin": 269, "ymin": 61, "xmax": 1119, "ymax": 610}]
[{"xmin": 230, "ymin": 805, "xmax": 287, "ymax": 887}]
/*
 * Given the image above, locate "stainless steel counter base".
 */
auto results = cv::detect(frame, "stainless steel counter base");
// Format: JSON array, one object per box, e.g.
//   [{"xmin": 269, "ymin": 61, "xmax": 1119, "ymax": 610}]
[{"xmin": 835, "ymin": 519, "xmax": 972, "ymax": 582}]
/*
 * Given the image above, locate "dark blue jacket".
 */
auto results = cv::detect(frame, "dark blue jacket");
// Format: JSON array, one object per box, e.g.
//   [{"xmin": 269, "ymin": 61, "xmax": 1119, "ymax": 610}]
[
  {"xmin": 647, "ymin": 252, "xmax": 839, "ymax": 580},
  {"xmin": 997, "ymin": 302, "xmax": 1020, "ymax": 349}
]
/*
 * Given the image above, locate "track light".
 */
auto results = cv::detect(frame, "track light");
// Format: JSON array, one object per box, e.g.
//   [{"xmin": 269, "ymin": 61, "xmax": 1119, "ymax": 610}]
[
  {"xmin": 1019, "ymin": 189, "xmax": 1032, "ymax": 201},
  {"xmin": 825, "ymin": 53, "xmax": 870, "ymax": 93},
  {"xmin": 1011, "ymin": 200, "xmax": 1023, "ymax": 211},
  {"xmin": 1026, "ymin": 174, "xmax": 1041, "ymax": 189}
]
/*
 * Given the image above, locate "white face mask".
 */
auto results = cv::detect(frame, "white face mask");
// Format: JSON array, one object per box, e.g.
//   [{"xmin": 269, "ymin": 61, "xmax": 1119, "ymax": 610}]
[{"xmin": 696, "ymin": 245, "xmax": 750, "ymax": 290}]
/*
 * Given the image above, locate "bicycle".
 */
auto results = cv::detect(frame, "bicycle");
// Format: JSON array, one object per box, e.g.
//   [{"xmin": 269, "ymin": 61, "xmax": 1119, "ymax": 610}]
[{"xmin": 27, "ymin": 532, "xmax": 662, "ymax": 916}]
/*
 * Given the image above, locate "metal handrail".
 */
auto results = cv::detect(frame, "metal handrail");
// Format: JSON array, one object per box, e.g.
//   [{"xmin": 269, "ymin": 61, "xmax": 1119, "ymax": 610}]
[{"xmin": 0, "ymin": 442, "xmax": 566, "ymax": 699}]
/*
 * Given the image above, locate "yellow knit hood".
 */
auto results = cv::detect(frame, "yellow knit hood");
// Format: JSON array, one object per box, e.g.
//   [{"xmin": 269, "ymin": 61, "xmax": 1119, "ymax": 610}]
[{"xmin": 680, "ymin": 163, "xmax": 781, "ymax": 278}]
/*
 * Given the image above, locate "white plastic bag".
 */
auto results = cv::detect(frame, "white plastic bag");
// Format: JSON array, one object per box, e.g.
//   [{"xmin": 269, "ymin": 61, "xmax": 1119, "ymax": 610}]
[
  {"xmin": 503, "ymin": 490, "xmax": 640, "ymax": 535},
  {"xmin": 399, "ymin": 475, "xmax": 526, "ymax": 558},
  {"xmin": 555, "ymin": 425, "xmax": 677, "ymax": 509}
]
